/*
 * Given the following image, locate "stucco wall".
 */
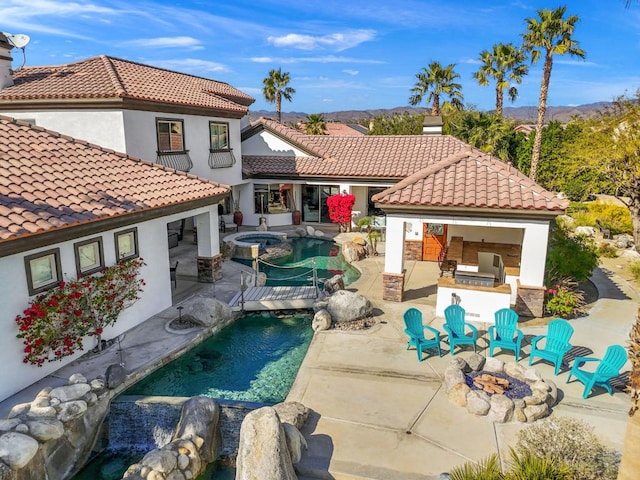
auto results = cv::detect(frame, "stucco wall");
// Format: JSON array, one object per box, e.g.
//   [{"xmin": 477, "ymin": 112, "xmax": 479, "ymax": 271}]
[
  {"xmin": 0, "ymin": 205, "xmax": 217, "ymax": 402},
  {"xmin": 241, "ymin": 130, "xmax": 308, "ymax": 156},
  {"xmin": 123, "ymin": 110, "xmax": 244, "ymax": 187},
  {"xmin": 1, "ymin": 109, "xmax": 127, "ymax": 152}
]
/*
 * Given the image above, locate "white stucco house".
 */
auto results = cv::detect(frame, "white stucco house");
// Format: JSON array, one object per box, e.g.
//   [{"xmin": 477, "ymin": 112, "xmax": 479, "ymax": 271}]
[
  {"xmin": 0, "ymin": 34, "xmax": 254, "ymax": 223},
  {"xmin": 0, "ymin": 115, "xmax": 230, "ymax": 402}
]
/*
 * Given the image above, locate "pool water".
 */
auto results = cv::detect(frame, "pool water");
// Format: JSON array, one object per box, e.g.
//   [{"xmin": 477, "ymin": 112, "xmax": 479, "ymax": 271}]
[
  {"xmin": 234, "ymin": 237, "xmax": 360, "ymax": 287},
  {"xmin": 123, "ymin": 311, "xmax": 313, "ymax": 403}
]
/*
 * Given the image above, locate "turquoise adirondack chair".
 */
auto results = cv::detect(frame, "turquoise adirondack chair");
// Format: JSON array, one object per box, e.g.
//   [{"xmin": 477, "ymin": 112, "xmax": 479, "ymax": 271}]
[
  {"xmin": 403, "ymin": 308, "xmax": 442, "ymax": 361},
  {"xmin": 567, "ymin": 344, "xmax": 627, "ymax": 399},
  {"xmin": 488, "ymin": 308, "xmax": 523, "ymax": 361},
  {"xmin": 528, "ymin": 319, "xmax": 574, "ymax": 375},
  {"xmin": 443, "ymin": 304, "xmax": 478, "ymax": 355}
]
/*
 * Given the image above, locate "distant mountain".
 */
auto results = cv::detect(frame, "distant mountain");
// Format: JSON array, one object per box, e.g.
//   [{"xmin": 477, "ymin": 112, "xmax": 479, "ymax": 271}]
[{"xmin": 248, "ymin": 102, "xmax": 614, "ymax": 125}]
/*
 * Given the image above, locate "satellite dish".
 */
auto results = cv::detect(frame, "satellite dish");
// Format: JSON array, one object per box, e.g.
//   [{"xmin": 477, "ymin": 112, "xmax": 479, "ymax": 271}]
[{"xmin": 3, "ymin": 33, "xmax": 30, "ymax": 49}]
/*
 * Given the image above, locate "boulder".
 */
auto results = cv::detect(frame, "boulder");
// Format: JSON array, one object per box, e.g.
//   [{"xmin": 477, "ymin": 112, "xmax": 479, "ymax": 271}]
[
  {"xmin": 323, "ymin": 275, "xmax": 345, "ymax": 295},
  {"xmin": 466, "ymin": 353, "xmax": 485, "ymax": 372},
  {"xmin": 105, "ymin": 364, "xmax": 126, "ymax": 389},
  {"xmin": 544, "ymin": 379, "xmax": 558, "ymax": 408},
  {"xmin": 49, "ymin": 383, "xmax": 91, "ymax": 403},
  {"xmin": 312, "ymin": 310, "xmax": 332, "ymax": 332},
  {"xmin": 341, "ymin": 241, "xmax": 366, "ymax": 263},
  {"xmin": 312, "ymin": 300, "xmax": 329, "ymax": 313},
  {"xmin": 0, "ymin": 419, "xmax": 20, "ymax": 432},
  {"xmin": 282, "ymin": 423, "xmax": 307, "ymax": 464},
  {"xmin": 57, "ymin": 400, "xmax": 88, "ymax": 422},
  {"xmin": 352, "ymin": 237, "xmax": 367, "ymax": 246},
  {"xmin": 306, "ymin": 226, "xmax": 316, "ymax": 236},
  {"xmin": 443, "ymin": 366, "xmax": 466, "ymax": 393},
  {"xmin": 524, "ymin": 403, "xmax": 549, "ymax": 422},
  {"xmin": 326, "ymin": 290, "xmax": 373, "ymax": 323},
  {"xmin": 466, "ymin": 391, "xmax": 491, "ymax": 416},
  {"xmin": 504, "ymin": 363, "xmax": 526, "ymax": 382},
  {"xmin": 0, "ymin": 432, "xmax": 39, "ymax": 469},
  {"xmin": 183, "ymin": 297, "xmax": 235, "ymax": 328},
  {"xmin": 273, "ymin": 402, "xmax": 309, "ymax": 430},
  {"xmin": 488, "ymin": 395, "xmax": 514, "ymax": 423},
  {"xmin": 7, "ymin": 403, "xmax": 30, "ymax": 419},
  {"xmin": 448, "ymin": 357, "xmax": 470, "ymax": 373},
  {"xmin": 26, "ymin": 406, "xmax": 56, "ymax": 419},
  {"xmin": 482, "ymin": 356, "xmax": 505, "ymax": 374},
  {"xmin": 294, "ymin": 227, "xmax": 307, "ymax": 237},
  {"xmin": 141, "ymin": 450, "xmax": 178, "ymax": 474},
  {"xmin": 575, "ymin": 226, "xmax": 596, "ymax": 237},
  {"xmin": 172, "ymin": 396, "xmax": 221, "ymax": 463},
  {"xmin": 68, "ymin": 373, "xmax": 88, "ymax": 385},
  {"xmin": 314, "ymin": 230, "xmax": 325, "ymax": 237},
  {"xmin": 26, "ymin": 418, "xmax": 65, "ymax": 442},
  {"xmin": 614, "ymin": 234, "xmax": 635, "ymax": 248},
  {"xmin": 523, "ymin": 368, "xmax": 542, "ymax": 382},
  {"xmin": 620, "ymin": 249, "xmax": 640, "ymax": 259},
  {"xmin": 448, "ymin": 383, "xmax": 471, "ymax": 407},
  {"xmin": 236, "ymin": 407, "xmax": 296, "ymax": 480}
]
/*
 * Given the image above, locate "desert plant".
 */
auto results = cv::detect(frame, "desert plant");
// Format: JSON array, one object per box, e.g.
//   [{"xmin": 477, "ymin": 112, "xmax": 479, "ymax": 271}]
[
  {"xmin": 596, "ymin": 242, "xmax": 618, "ymax": 258},
  {"xmin": 505, "ymin": 448, "xmax": 571, "ymax": 480},
  {"xmin": 629, "ymin": 260, "xmax": 640, "ymax": 280},
  {"xmin": 546, "ymin": 221, "xmax": 598, "ymax": 284},
  {"xmin": 515, "ymin": 416, "xmax": 620, "ymax": 480},
  {"xmin": 448, "ymin": 454, "xmax": 504, "ymax": 480}
]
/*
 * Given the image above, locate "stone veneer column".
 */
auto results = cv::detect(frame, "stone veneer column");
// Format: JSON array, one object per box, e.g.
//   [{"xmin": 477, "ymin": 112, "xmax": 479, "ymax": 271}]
[
  {"xmin": 382, "ymin": 271, "xmax": 405, "ymax": 302},
  {"xmin": 404, "ymin": 240, "xmax": 423, "ymax": 261},
  {"xmin": 197, "ymin": 254, "xmax": 223, "ymax": 283},
  {"xmin": 514, "ymin": 280, "xmax": 545, "ymax": 317}
]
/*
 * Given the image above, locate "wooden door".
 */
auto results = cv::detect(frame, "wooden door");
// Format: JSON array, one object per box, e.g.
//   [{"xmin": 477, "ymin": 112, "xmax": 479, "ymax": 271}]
[{"xmin": 422, "ymin": 223, "xmax": 448, "ymax": 261}]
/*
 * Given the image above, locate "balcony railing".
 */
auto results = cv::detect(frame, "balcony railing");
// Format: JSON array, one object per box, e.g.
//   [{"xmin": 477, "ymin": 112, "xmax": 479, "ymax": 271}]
[
  {"xmin": 208, "ymin": 148, "xmax": 236, "ymax": 169},
  {"xmin": 156, "ymin": 150, "xmax": 193, "ymax": 172}
]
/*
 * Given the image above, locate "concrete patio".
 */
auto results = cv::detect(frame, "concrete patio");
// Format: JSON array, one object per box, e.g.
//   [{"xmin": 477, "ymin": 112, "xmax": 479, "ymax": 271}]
[{"xmin": 0, "ymin": 225, "xmax": 636, "ymax": 480}]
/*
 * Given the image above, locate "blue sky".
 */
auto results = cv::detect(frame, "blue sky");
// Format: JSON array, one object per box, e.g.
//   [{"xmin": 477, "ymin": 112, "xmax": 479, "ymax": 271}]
[{"xmin": 2, "ymin": 0, "xmax": 639, "ymax": 114}]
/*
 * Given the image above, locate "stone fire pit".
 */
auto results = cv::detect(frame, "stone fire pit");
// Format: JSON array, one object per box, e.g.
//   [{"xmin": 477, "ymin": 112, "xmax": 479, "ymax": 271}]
[{"xmin": 445, "ymin": 354, "xmax": 557, "ymax": 423}]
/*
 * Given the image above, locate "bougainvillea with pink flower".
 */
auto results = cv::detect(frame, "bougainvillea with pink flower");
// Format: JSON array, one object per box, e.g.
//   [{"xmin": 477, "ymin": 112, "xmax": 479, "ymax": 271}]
[
  {"xmin": 15, "ymin": 258, "xmax": 145, "ymax": 366},
  {"xmin": 326, "ymin": 193, "xmax": 355, "ymax": 232}
]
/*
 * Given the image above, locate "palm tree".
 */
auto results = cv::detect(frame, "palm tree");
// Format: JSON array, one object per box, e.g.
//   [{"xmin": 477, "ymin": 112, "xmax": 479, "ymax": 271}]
[
  {"xmin": 409, "ymin": 61, "xmax": 464, "ymax": 115},
  {"xmin": 473, "ymin": 43, "xmax": 529, "ymax": 117},
  {"xmin": 303, "ymin": 113, "xmax": 327, "ymax": 135},
  {"xmin": 262, "ymin": 68, "xmax": 296, "ymax": 123},
  {"xmin": 522, "ymin": 6, "xmax": 585, "ymax": 182},
  {"xmin": 618, "ymin": 309, "xmax": 640, "ymax": 479}
]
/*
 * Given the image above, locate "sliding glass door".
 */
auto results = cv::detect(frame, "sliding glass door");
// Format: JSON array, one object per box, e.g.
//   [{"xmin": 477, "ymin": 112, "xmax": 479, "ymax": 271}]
[{"xmin": 301, "ymin": 185, "xmax": 340, "ymax": 223}]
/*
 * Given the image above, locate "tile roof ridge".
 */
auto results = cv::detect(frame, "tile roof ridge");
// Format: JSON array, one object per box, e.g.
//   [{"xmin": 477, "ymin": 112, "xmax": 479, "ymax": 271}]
[
  {"xmin": 99, "ymin": 55, "xmax": 128, "ymax": 98},
  {"xmin": 0, "ymin": 114, "xmax": 228, "ymax": 188}
]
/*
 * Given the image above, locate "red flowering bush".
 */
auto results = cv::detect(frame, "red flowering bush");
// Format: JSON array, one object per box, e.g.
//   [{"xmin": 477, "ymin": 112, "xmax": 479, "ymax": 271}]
[
  {"xmin": 16, "ymin": 258, "xmax": 145, "ymax": 366},
  {"xmin": 326, "ymin": 193, "xmax": 355, "ymax": 232}
]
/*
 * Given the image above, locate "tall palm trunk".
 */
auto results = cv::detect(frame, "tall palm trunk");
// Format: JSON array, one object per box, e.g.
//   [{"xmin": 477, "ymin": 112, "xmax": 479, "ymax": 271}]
[
  {"xmin": 618, "ymin": 309, "xmax": 640, "ymax": 479},
  {"xmin": 496, "ymin": 87, "xmax": 504, "ymax": 117},
  {"xmin": 431, "ymin": 95, "xmax": 440, "ymax": 116},
  {"xmin": 529, "ymin": 53, "xmax": 553, "ymax": 181},
  {"xmin": 276, "ymin": 92, "xmax": 282, "ymax": 123}
]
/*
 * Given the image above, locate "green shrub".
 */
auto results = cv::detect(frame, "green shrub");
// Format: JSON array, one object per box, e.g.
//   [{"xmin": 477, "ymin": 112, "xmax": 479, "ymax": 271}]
[
  {"xmin": 449, "ymin": 454, "xmax": 504, "ymax": 480},
  {"xmin": 629, "ymin": 260, "xmax": 640, "ymax": 280},
  {"xmin": 567, "ymin": 200, "xmax": 633, "ymax": 235},
  {"xmin": 596, "ymin": 242, "xmax": 618, "ymax": 258},
  {"xmin": 515, "ymin": 417, "xmax": 620, "ymax": 480},
  {"xmin": 544, "ymin": 283, "xmax": 584, "ymax": 317},
  {"xmin": 505, "ymin": 449, "xmax": 571, "ymax": 480},
  {"xmin": 546, "ymin": 222, "xmax": 599, "ymax": 284}
]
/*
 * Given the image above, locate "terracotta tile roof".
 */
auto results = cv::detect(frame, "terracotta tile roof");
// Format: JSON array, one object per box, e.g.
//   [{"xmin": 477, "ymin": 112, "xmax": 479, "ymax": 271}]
[
  {"xmin": 243, "ymin": 117, "xmax": 469, "ymax": 179},
  {"xmin": 0, "ymin": 56, "xmax": 254, "ymax": 113},
  {"xmin": 372, "ymin": 150, "xmax": 568, "ymax": 212},
  {"xmin": 0, "ymin": 115, "xmax": 230, "ymax": 243}
]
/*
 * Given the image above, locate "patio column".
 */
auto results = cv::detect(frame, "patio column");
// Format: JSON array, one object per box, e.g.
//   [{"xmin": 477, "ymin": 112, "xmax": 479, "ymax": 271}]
[
  {"xmin": 195, "ymin": 208, "xmax": 222, "ymax": 283},
  {"xmin": 514, "ymin": 221, "xmax": 551, "ymax": 317},
  {"xmin": 382, "ymin": 216, "xmax": 406, "ymax": 302}
]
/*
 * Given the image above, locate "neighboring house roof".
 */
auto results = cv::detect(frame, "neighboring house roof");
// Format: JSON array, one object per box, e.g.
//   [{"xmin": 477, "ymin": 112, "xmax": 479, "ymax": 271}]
[
  {"xmin": 0, "ymin": 115, "xmax": 229, "ymax": 255},
  {"xmin": 242, "ymin": 118, "xmax": 470, "ymax": 180},
  {"xmin": 372, "ymin": 149, "xmax": 568, "ymax": 214},
  {"xmin": 514, "ymin": 124, "xmax": 536, "ymax": 134},
  {"xmin": 0, "ymin": 56, "xmax": 254, "ymax": 117},
  {"xmin": 324, "ymin": 122, "xmax": 366, "ymax": 136}
]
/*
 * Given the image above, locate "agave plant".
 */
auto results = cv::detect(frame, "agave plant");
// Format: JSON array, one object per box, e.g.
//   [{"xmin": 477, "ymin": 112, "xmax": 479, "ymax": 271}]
[
  {"xmin": 448, "ymin": 454, "xmax": 504, "ymax": 480},
  {"xmin": 505, "ymin": 449, "xmax": 571, "ymax": 480}
]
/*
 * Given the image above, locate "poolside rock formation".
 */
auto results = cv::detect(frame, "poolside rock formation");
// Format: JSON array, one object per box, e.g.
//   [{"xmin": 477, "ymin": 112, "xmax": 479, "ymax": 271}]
[
  {"xmin": 326, "ymin": 290, "xmax": 373, "ymax": 323},
  {"xmin": 236, "ymin": 406, "xmax": 299, "ymax": 480},
  {"xmin": 121, "ymin": 396, "xmax": 222, "ymax": 480},
  {"xmin": 0, "ymin": 371, "xmax": 114, "ymax": 479},
  {"xmin": 341, "ymin": 240, "xmax": 366, "ymax": 263},
  {"xmin": 323, "ymin": 274, "xmax": 345, "ymax": 295},
  {"xmin": 312, "ymin": 309, "xmax": 332, "ymax": 332},
  {"xmin": 182, "ymin": 296, "xmax": 236, "ymax": 328}
]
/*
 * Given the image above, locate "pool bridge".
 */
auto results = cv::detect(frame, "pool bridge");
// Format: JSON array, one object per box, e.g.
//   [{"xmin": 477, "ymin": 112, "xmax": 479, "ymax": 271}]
[{"xmin": 229, "ymin": 257, "xmax": 324, "ymax": 311}]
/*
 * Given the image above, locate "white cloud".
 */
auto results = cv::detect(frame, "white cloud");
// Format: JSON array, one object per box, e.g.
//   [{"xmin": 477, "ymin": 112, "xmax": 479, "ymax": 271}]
[
  {"xmin": 122, "ymin": 36, "xmax": 203, "ymax": 50},
  {"xmin": 555, "ymin": 59, "xmax": 599, "ymax": 67},
  {"xmin": 250, "ymin": 55, "xmax": 384, "ymax": 65},
  {"xmin": 343, "ymin": 69, "xmax": 359, "ymax": 76},
  {"xmin": 151, "ymin": 58, "xmax": 229, "ymax": 73},
  {"xmin": 267, "ymin": 29, "xmax": 376, "ymax": 52},
  {"xmin": 460, "ymin": 57, "xmax": 481, "ymax": 65}
]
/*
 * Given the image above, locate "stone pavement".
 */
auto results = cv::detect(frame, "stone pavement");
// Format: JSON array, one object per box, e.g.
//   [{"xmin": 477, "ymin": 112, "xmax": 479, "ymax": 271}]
[{"xmin": 0, "ymin": 226, "xmax": 636, "ymax": 480}]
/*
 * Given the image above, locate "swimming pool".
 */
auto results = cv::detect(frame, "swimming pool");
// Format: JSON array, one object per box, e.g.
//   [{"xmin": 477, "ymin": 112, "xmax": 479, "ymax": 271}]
[
  {"xmin": 233, "ymin": 236, "xmax": 360, "ymax": 287},
  {"xmin": 123, "ymin": 311, "xmax": 313, "ymax": 403}
]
